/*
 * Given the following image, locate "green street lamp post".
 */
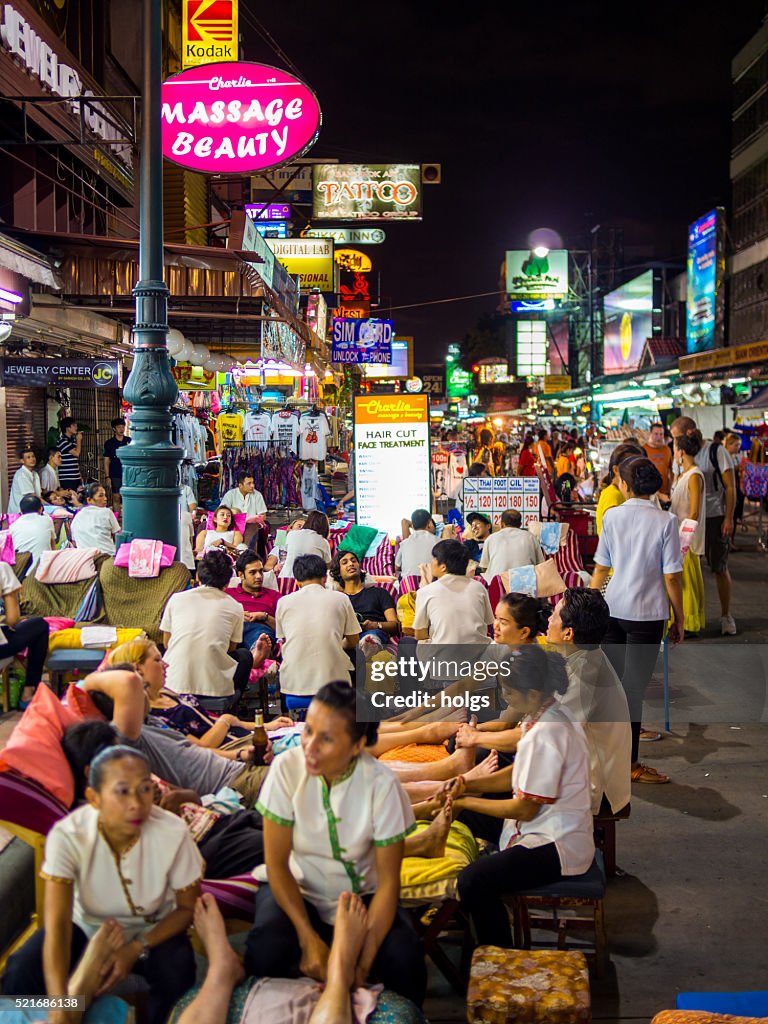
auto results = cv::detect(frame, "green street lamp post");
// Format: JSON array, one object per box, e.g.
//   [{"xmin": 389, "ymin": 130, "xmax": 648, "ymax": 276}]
[{"xmin": 117, "ymin": 0, "xmax": 182, "ymax": 548}]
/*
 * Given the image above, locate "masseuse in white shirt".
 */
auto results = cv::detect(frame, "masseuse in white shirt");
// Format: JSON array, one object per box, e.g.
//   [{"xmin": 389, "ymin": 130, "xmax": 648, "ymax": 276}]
[
  {"xmin": 9, "ymin": 494, "xmax": 55, "ymax": 570},
  {"xmin": 71, "ymin": 484, "xmax": 120, "ymax": 555},
  {"xmin": 590, "ymin": 455, "xmax": 683, "ymax": 785},
  {"xmin": 220, "ymin": 471, "xmax": 267, "ymax": 518}
]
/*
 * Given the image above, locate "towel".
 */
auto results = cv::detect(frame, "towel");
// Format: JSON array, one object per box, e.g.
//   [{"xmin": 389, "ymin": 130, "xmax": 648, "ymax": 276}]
[
  {"xmin": 538, "ymin": 521, "xmax": 563, "ymax": 555},
  {"xmin": 128, "ymin": 539, "xmax": 163, "ymax": 578},
  {"xmin": 114, "ymin": 541, "xmax": 177, "ymax": 572},
  {"xmin": 241, "ymin": 977, "xmax": 383, "ymax": 1024},
  {"xmin": 503, "ymin": 564, "xmax": 538, "ymax": 597},
  {"xmin": 80, "ymin": 626, "xmax": 118, "ymax": 648},
  {"xmin": 36, "ymin": 547, "xmax": 99, "ymax": 583}
]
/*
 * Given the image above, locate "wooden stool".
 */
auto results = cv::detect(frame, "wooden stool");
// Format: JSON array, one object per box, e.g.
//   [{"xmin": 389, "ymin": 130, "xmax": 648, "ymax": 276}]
[
  {"xmin": 510, "ymin": 851, "xmax": 607, "ymax": 977},
  {"xmin": 593, "ymin": 800, "xmax": 631, "ymax": 877},
  {"xmin": 467, "ymin": 946, "xmax": 591, "ymax": 1023}
]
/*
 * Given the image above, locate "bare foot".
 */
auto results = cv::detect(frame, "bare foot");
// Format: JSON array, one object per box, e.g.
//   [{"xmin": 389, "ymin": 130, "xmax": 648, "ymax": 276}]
[
  {"xmin": 405, "ymin": 798, "xmax": 454, "ymax": 858},
  {"xmin": 193, "ymin": 894, "xmax": 245, "ymax": 987},
  {"xmin": 310, "ymin": 893, "xmax": 369, "ymax": 1024},
  {"xmin": 463, "ymin": 750, "xmax": 499, "ymax": 783},
  {"xmin": 68, "ymin": 919, "xmax": 124, "ymax": 1005},
  {"xmin": 411, "ymin": 791, "xmax": 446, "ymax": 821}
]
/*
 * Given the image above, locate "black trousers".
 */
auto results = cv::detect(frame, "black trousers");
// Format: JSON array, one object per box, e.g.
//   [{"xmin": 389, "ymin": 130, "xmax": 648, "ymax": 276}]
[
  {"xmin": 458, "ymin": 842, "xmax": 562, "ymax": 946},
  {"xmin": 602, "ymin": 616, "xmax": 665, "ymax": 763},
  {"xmin": 232, "ymin": 647, "xmax": 254, "ymax": 694},
  {"xmin": 0, "ymin": 617, "xmax": 49, "ymax": 689},
  {"xmin": 200, "ymin": 809, "xmax": 264, "ymax": 878},
  {"xmin": 3, "ymin": 924, "xmax": 195, "ymax": 1024},
  {"xmin": 243, "ymin": 884, "xmax": 427, "ymax": 1007}
]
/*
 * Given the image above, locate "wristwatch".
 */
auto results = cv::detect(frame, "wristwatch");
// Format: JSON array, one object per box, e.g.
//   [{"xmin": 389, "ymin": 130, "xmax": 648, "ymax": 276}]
[{"xmin": 136, "ymin": 936, "xmax": 151, "ymax": 963}]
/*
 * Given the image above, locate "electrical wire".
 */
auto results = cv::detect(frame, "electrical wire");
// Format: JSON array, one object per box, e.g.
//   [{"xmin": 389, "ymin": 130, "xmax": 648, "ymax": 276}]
[
  {"xmin": 379, "ymin": 290, "xmax": 502, "ymax": 313},
  {"xmin": 239, "ymin": 7, "xmax": 305, "ymax": 80}
]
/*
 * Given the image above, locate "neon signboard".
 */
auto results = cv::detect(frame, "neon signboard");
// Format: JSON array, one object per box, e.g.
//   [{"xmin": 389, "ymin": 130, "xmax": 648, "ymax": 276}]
[{"xmin": 161, "ymin": 62, "xmax": 322, "ymax": 174}]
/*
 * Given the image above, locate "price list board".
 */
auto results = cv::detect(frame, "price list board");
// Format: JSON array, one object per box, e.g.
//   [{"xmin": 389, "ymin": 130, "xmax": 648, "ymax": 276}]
[{"xmin": 462, "ymin": 477, "xmax": 540, "ymax": 529}]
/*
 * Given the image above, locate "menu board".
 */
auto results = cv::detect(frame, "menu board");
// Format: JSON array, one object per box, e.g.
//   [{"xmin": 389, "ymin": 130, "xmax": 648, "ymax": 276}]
[
  {"xmin": 353, "ymin": 395, "xmax": 431, "ymax": 537},
  {"xmin": 462, "ymin": 477, "xmax": 539, "ymax": 529}
]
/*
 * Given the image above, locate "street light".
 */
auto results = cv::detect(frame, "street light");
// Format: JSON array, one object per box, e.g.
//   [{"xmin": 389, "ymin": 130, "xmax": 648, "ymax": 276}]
[
  {"xmin": 117, "ymin": 0, "xmax": 182, "ymax": 547},
  {"xmin": 533, "ymin": 245, "xmax": 550, "ymax": 258}
]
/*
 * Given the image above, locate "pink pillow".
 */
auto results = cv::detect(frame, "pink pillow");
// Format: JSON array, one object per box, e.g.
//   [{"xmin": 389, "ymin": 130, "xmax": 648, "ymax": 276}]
[
  {"xmin": 206, "ymin": 511, "xmax": 247, "ymax": 534},
  {"xmin": 64, "ymin": 683, "xmax": 106, "ymax": 722},
  {"xmin": 114, "ymin": 542, "xmax": 177, "ymax": 569},
  {"xmin": 1, "ymin": 685, "xmax": 79, "ymax": 807}
]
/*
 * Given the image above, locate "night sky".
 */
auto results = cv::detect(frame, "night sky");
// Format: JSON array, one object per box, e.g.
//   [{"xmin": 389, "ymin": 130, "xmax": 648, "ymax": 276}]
[{"xmin": 245, "ymin": 1, "xmax": 767, "ymax": 361}]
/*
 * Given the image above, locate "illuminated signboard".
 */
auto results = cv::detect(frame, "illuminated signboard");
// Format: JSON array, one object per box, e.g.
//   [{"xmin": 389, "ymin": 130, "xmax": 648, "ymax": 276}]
[
  {"xmin": 479, "ymin": 362, "xmax": 511, "ymax": 384},
  {"xmin": 354, "ymin": 394, "xmax": 430, "ymax": 537},
  {"xmin": 161, "ymin": 62, "xmax": 322, "ymax": 174},
  {"xmin": 253, "ymin": 221, "xmax": 288, "ymax": 238},
  {"xmin": 335, "ymin": 249, "xmax": 373, "ymax": 273},
  {"xmin": 245, "ymin": 202, "xmax": 291, "ymax": 220},
  {"xmin": 447, "ymin": 366, "xmax": 473, "ymax": 397},
  {"xmin": 603, "ymin": 270, "xmax": 659, "ymax": 374},
  {"xmin": 312, "ymin": 164, "xmax": 421, "ymax": 220},
  {"xmin": 362, "ymin": 338, "xmax": 412, "ymax": 378},
  {"xmin": 182, "ymin": 0, "xmax": 238, "ymax": 67},
  {"xmin": 506, "ymin": 250, "xmax": 569, "ymax": 299},
  {"xmin": 516, "ymin": 321, "xmax": 547, "ymax": 376},
  {"xmin": 305, "ymin": 227, "xmax": 386, "ymax": 245},
  {"xmin": 306, "ymin": 292, "xmax": 328, "ymax": 341},
  {"xmin": 686, "ymin": 208, "xmax": 726, "ymax": 355},
  {"xmin": 339, "ymin": 272, "xmax": 370, "ymax": 305},
  {"xmin": 332, "ymin": 319, "xmax": 394, "ymax": 364},
  {"xmin": 265, "ymin": 238, "xmax": 335, "ymax": 292}
]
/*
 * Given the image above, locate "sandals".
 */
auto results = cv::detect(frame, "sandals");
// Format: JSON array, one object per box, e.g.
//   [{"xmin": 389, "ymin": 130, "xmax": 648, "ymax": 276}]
[
  {"xmin": 639, "ymin": 729, "xmax": 662, "ymax": 742},
  {"xmin": 631, "ymin": 763, "xmax": 670, "ymax": 784}
]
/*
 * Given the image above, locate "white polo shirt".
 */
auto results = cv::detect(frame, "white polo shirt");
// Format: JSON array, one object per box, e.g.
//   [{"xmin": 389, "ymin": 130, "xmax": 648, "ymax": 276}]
[
  {"xmin": 479, "ymin": 527, "xmax": 544, "ymax": 580},
  {"xmin": 275, "ymin": 584, "xmax": 360, "ymax": 695},
  {"xmin": 254, "ymin": 747, "xmax": 415, "ymax": 923},
  {"xmin": 8, "ymin": 466, "xmax": 42, "ymax": 514},
  {"xmin": 220, "ymin": 486, "xmax": 267, "ymax": 517},
  {"xmin": 41, "ymin": 803, "xmax": 203, "ymax": 941},
  {"xmin": 412, "ymin": 574, "xmax": 494, "ymax": 645},
  {"xmin": 9, "ymin": 512, "xmax": 55, "ymax": 570},
  {"xmin": 500, "ymin": 701, "xmax": 594, "ymax": 875},
  {"xmin": 395, "ymin": 530, "xmax": 436, "ymax": 578},
  {"xmin": 560, "ymin": 646, "xmax": 632, "ymax": 815},
  {"xmin": 71, "ymin": 506, "xmax": 120, "ymax": 555},
  {"xmin": 279, "ymin": 530, "xmax": 333, "ymax": 579},
  {"xmin": 160, "ymin": 586, "xmax": 244, "ymax": 697},
  {"xmin": 595, "ymin": 499, "xmax": 682, "ymax": 621}
]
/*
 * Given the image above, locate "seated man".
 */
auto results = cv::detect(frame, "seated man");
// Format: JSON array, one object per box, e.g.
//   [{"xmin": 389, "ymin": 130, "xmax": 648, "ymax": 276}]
[
  {"xmin": 9, "ymin": 494, "xmax": 55, "ymax": 570},
  {"xmin": 275, "ymin": 554, "xmax": 360, "ymax": 715},
  {"xmin": 463, "ymin": 511, "xmax": 492, "ymax": 563},
  {"xmin": 546, "ymin": 587, "xmax": 633, "ymax": 807},
  {"xmin": 160, "ymin": 549, "xmax": 253, "ymax": 705},
  {"xmin": 395, "ymin": 508, "xmax": 436, "ymax": 578},
  {"xmin": 478, "ymin": 509, "xmax": 544, "ymax": 581},
  {"xmin": 220, "ymin": 471, "xmax": 267, "ymax": 518},
  {"xmin": 228, "ymin": 550, "xmax": 278, "ymax": 647},
  {"xmin": 330, "ymin": 549, "xmax": 398, "ymax": 657},
  {"xmin": 413, "ymin": 540, "xmax": 494, "ymax": 645}
]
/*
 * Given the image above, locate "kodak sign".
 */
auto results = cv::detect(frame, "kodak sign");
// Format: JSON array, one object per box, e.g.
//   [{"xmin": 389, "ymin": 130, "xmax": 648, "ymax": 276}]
[{"xmin": 182, "ymin": 0, "xmax": 238, "ymax": 68}]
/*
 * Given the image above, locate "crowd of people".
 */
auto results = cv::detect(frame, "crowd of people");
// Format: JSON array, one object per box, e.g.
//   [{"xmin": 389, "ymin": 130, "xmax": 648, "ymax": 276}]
[{"xmin": 0, "ymin": 411, "xmax": 749, "ymax": 1022}]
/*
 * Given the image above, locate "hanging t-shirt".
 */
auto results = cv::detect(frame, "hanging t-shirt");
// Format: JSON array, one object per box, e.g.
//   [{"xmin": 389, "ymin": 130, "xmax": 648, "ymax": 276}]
[
  {"xmin": 243, "ymin": 410, "xmax": 273, "ymax": 446},
  {"xmin": 271, "ymin": 409, "xmax": 301, "ymax": 453},
  {"xmin": 217, "ymin": 412, "xmax": 244, "ymax": 446},
  {"xmin": 299, "ymin": 413, "xmax": 331, "ymax": 461},
  {"xmin": 432, "ymin": 449, "xmax": 450, "ymax": 500},
  {"xmin": 447, "ymin": 451, "xmax": 467, "ymax": 499}
]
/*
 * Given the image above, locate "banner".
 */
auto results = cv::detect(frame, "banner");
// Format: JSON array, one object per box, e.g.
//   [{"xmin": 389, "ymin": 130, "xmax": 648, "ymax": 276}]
[
  {"xmin": 266, "ymin": 238, "xmax": 334, "ymax": 292},
  {"xmin": 543, "ymin": 374, "xmax": 572, "ymax": 393},
  {"xmin": 312, "ymin": 164, "xmax": 421, "ymax": 221},
  {"xmin": 182, "ymin": 0, "xmax": 238, "ymax": 67},
  {"xmin": 331, "ymin": 319, "xmax": 394, "ymax": 364},
  {"xmin": 462, "ymin": 477, "xmax": 539, "ymax": 530},
  {"xmin": 3, "ymin": 359, "xmax": 121, "ymax": 389},
  {"xmin": 305, "ymin": 227, "xmax": 386, "ymax": 245},
  {"xmin": 505, "ymin": 250, "xmax": 569, "ymax": 299},
  {"xmin": 354, "ymin": 395, "xmax": 431, "ymax": 537},
  {"xmin": 171, "ymin": 363, "xmax": 217, "ymax": 390}
]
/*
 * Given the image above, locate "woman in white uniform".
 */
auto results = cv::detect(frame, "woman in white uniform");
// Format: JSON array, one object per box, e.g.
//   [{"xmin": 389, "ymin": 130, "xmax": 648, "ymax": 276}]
[
  {"xmin": 455, "ymin": 645, "xmax": 594, "ymax": 947},
  {"xmin": 71, "ymin": 483, "xmax": 120, "ymax": 554},
  {"xmin": 246, "ymin": 682, "xmax": 426, "ymax": 1006},
  {"xmin": 278, "ymin": 511, "xmax": 332, "ymax": 579}
]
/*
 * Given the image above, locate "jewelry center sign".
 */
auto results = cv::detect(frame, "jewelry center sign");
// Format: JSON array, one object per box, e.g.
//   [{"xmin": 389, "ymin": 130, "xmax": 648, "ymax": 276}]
[
  {"xmin": 354, "ymin": 395, "xmax": 431, "ymax": 537},
  {"xmin": 161, "ymin": 61, "xmax": 322, "ymax": 174}
]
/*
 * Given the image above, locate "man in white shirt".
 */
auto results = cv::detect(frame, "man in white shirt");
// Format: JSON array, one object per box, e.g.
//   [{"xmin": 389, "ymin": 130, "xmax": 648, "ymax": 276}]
[
  {"xmin": 8, "ymin": 448, "xmax": 42, "ymax": 514},
  {"xmin": 220, "ymin": 471, "xmax": 267, "ymax": 518},
  {"xmin": 160, "ymin": 548, "xmax": 253, "ymax": 704},
  {"xmin": 39, "ymin": 448, "xmax": 64, "ymax": 495},
  {"xmin": 413, "ymin": 539, "xmax": 494, "ymax": 645},
  {"xmin": 546, "ymin": 588, "xmax": 632, "ymax": 814},
  {"xmin": 479, "ymin": 510, "xmax": 544, "ymax": 581},
  {"xmin": 395, "ymin": 509, "xmax": 436, "ymax": 578},
  {"xmin": 275, "ymin": 554, "xmax": 360, "ymax": 703},
  {"xmin": 9, "ymin": 495, "xmax": 55, "ymax": 571}
]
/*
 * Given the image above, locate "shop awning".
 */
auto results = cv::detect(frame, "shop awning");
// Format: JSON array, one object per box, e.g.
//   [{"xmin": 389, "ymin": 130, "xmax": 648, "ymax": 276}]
[
  {"xmin": 8, "ymin": 295, "xmax": 132, "ymax": 358},
  {"xmin": 0, "ymin": 232, "xmax": 61, "ymax": 289},
  {"xmin": 738, "ymin": 385, "xmax": 768, "ymax": 409}
]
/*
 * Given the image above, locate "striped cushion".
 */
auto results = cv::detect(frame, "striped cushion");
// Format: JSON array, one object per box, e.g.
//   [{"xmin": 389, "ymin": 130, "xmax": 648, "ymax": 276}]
[
  {"xmin": 201, "ymin": 874, "xmax": 259, "ymax": 919},
  {"xmin": 0, "ymin": 769, "xmax": 68, "ymax": 835}
]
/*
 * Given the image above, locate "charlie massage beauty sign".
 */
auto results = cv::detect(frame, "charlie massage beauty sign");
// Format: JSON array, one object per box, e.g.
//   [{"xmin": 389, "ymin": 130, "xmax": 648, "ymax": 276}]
[{"xmin": 161, "ymin": 62, "xmax": 322, "ymax": 174}]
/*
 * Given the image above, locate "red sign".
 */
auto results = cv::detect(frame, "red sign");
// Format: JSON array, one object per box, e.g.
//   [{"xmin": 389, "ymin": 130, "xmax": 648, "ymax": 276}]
[
  {"xmin": 161, "ymin": 61, "xmax": 322, "ymax": 174},
  {"xmin": 340, "ymin": 272, "xmax": 371, "ymax": 304}
]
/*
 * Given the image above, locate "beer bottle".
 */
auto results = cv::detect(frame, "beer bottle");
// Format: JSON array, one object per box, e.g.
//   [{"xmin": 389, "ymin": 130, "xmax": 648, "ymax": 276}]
[{"xmin": 251, "ymin": 713, "xmax": 268, "ymax": 767}]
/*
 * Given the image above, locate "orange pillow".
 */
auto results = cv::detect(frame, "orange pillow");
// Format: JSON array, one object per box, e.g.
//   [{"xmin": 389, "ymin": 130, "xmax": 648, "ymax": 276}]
[
  {"xmin": 64, "ymin": 683, "xmax": 105, "ymax": 722},
  {"xmin": 1, "ymin": 685, "xmax": 79, "ymax": 808}
]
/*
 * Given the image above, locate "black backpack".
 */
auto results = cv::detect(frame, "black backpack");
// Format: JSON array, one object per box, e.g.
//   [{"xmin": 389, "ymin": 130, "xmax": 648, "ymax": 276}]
[{"xmin": 709, "ymin": 442, "xmax": 724, "ymax": 493}]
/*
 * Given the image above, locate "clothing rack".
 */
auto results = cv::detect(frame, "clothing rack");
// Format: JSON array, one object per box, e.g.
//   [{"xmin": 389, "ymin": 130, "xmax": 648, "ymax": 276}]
[{"xmin": 220, "ymin": 446, "xmax": 301, "ymax": 508}]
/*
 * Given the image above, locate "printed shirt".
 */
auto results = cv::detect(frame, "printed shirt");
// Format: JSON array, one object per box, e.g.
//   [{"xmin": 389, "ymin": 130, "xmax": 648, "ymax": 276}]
[
  {"xmin": 41, "ymin": 803, "xmax": 203, "ymax": 941},
  {"xmin": 243, "ymin": 411, "xmax": 274, "ymax": 446},
  {"xmin": 499, "ymin": 701, "xmax": 594, "ymax": 875},
  {"xmin": 254, "ymin": 747, "xmax": 415, "ymax": 923},
  {"xmin": 271, "ymin": 410, "xmax": 301, "ymax": 453},
  {"xmin": 299, "ymin": 413, "xmax": 331, "ymax": 461},
  {"xmin": 217, "ymin": 412, "xmax": 244, "ymax": 446}
]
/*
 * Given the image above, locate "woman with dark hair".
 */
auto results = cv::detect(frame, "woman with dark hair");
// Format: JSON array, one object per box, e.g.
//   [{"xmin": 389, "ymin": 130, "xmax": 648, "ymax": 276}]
[
  {"xmin": 671, "ymin": 432, "xmax": 706, "ymax": 636},
  {"xmin": 245, "ymin": 682, "xmax": 426, "ymax": 1005},
  {"xmin": 71, "ymin": 482, "xmax": 120, "ymax": 554},
  {"xmin": 454, "ymin": 645, "xmax": 593, "ymax": 947},
  {"xmin": 494, "ymin": 592, "xmax": 549, "ymax": 645},
  {"xmin": 4, "ymin": 745, "xmax": 201, "ymax": 1024},
  {"xmin": 590, "ymin": 456, "xmax": 684, "ymax": 784},
  {"xmin": 517, "ymin": 434, "xmax": 537, "ymax": 477},
  {"xmin": 595, "ymin": 441, "xmax": 645, "ymax": 534},
  {"xmin": 194, "ymin": 505, "xmax": 244, "ymax": 558},
  {"xmin": 279, "ymin": 510, "xmax": 332, "ymax": 578}
]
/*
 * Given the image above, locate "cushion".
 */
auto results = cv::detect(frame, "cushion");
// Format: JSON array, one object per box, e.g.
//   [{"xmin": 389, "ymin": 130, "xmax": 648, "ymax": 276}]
[
  {"xmin": 468, "ymin": 948, "xmax": 591, "ymax": 1023},
  {"xmin": 677, "ymin": 995, "xmax": 768, "ymax": 1016},
  {"xmin": 654, "ymin": 1015, "xmax": 768, "ymax": 1024},
  {"xmin": 37, "ymin": 548, "xmax": 99, "ymax": 583},
  {"xmin": 380, "ymin": 743, "xmax": 450, "ymax": 764},
  {"xmin": 337, "ymin": 524, "xmax": 380, "ymax": 563},
  {"xmin": 48, "ymin": 627, "xmax": 144, "ymax": 652},
  {"xmin": 0, "ymin": 684, "xmax": 78, "ymax": 807},
  {"xmin": 206, "ymin": 511, "xmax": 247, "ymax": 534},
  {"xmin": 400, "ymin": 820, "xmax": 479, "ymax": 901},
  {"xmin": 64, "ymin": 683, "xmax": 106, "ymax": 721},
  {"xmin": 517, "ymin": 851, "xmax": 605, "ymax": 899}
]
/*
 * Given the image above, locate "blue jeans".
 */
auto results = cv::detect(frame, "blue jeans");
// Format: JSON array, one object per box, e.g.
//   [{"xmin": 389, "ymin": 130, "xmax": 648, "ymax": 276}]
[
  {"xmin": 243, "ymin": 621, "xmax": 277, "ymax": 648},
  {"xmin": 361, "ymin": 628, "xmax": 390, "ymax": 646}
]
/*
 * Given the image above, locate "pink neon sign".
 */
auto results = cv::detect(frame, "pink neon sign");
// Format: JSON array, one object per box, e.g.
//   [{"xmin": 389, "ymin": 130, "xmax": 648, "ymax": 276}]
[{"xmin": 161, "ymin": 61, "xmax": 321, "ymax": 175}]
